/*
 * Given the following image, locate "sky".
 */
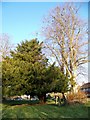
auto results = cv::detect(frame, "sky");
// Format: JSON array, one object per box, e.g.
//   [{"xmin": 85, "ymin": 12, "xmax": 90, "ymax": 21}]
[
  {"xmin": 1, "ymin": 2, "xmax": 88, "ymax": 45},
  {"xmin": 1, "ymin": 0, "xmax": 89, "ymax": 2},
  {"xmin": 0, "ymin": 1, "xmax": 89, "ymax": 85}
]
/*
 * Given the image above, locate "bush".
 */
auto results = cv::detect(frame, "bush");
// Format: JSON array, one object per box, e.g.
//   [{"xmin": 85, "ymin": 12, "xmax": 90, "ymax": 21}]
[{"xmin": 67, "ymin": 90, "xmax": 87, "ymax": 104}]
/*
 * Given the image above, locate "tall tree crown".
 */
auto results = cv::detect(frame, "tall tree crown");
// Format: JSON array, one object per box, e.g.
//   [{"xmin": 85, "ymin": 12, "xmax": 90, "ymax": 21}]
[{"xmin": 42, "ymin": 3, "xmax": 88, "ymax": 88}]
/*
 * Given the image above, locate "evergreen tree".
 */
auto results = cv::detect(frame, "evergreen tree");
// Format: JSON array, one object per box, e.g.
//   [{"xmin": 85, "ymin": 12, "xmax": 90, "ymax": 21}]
[{"xmin": 2, "ymin": 39, "xmax": 69, "ymax": 103}]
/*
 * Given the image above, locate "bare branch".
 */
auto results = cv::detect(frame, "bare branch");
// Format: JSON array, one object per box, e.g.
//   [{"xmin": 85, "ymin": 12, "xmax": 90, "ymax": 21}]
[{"xmin": 42, "ymin": 3, "xmax": 88, "ymax": 87}]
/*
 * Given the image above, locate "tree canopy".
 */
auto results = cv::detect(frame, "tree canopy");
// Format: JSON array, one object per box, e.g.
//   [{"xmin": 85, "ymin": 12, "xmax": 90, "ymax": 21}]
[
  {"xmin": 2, "ymin": 39, "xmax": 69, "ymax": 102},
  {"xmin": 42, "ymin": 3, "xmax": 88, "ymax": 89}
]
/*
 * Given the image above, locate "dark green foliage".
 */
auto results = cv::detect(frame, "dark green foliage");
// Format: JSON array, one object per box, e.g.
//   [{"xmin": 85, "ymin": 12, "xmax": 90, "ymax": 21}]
[
  {"xmin": 2, "ymin": 39, "xmax": 69, "ymax": 102},
  {"xmin": 2, "ymin": 39, "xmax": 47, "ymax": 97},
  {"xmin": 49, "ymin": 66, "xmax": 69, "ymax": 93}
]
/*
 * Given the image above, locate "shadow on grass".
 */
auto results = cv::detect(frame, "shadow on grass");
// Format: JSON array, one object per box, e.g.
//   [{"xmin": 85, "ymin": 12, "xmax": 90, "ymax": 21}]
[{"xmin": 2, "ymin": 100, "xmax": 40, "ymax": 106}]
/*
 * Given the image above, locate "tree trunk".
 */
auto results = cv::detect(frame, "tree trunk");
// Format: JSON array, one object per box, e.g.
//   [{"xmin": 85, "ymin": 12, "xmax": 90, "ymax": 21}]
[
  {"xmin": 55, "ymin": 96, "xmax": 58, "ymax": 105},
  {"xmin": 62, "ymin": 92, "xmax": 67, "ymax": 105},
  {"xmin": 38, "ymin": 94, "xmax": 46, "ymax": 103}
]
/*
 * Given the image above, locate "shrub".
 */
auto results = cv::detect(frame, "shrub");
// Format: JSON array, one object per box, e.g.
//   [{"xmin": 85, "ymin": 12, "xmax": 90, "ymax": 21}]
[{"xmin": 67, "ymin": 90, "xmax": 87, "ymax": 104}]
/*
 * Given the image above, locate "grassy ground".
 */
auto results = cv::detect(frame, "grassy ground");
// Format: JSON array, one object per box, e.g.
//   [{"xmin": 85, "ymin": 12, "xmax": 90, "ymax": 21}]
[{"xmin": 1, "ymin": 99, "xmax": 90, "ymax": 119}]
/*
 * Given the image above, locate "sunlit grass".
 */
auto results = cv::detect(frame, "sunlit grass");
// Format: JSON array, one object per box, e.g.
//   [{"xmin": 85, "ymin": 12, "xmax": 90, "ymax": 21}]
[{"xmin": 1, "ymin": 100, "xmax": 89, "ymax": 119}]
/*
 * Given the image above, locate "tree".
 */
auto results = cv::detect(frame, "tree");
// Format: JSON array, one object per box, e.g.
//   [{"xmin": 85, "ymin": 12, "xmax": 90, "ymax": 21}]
[
  {"xmin": 0, "ymin": 33, "xmax": 13, "ymax": 99},
  {"xmin": 42, "ymin": 3, "xmax": 88, "ymax": 89},
  {"xmin": 2, "ymin": 39, "xmax": 47, "ymax": 99},
  {"xmin": 0, "ymin": 33, "xmax": 13, "ymax": 60},
  {"xmin": 48, "ymin": 66, "xmax": 69, "ymax": 93},
  {"xmin": 2, "ymin": 39, "xmax": 69, "ymax": 103}
]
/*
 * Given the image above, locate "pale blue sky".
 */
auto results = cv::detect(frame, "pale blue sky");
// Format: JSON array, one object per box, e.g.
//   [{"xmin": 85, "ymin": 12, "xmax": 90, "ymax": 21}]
[{"xmin": 1, "ymin": 2, "xmax": 88, "ymax": 45}]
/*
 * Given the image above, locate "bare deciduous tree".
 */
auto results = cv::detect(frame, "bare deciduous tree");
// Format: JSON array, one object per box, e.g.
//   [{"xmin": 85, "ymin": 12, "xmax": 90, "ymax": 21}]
[
  {"xmin": 0, "ymin": 33, "xmax": 13, "ymax": 61},
  {"xmin": 42, "ymin": 3, "xmax": 88, "ymax": 89}
]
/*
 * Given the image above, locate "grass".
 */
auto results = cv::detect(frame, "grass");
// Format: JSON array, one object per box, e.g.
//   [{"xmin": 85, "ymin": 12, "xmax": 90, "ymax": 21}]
[{"xmin": 1, "ymin": 99, "xmax": 90, "ymax": 119}]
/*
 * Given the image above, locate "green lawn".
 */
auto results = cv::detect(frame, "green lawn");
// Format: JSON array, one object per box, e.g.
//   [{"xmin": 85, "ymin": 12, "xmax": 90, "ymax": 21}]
[{"xmin": 1, "ymin": 100, "xmax": 90, "ymax": 119}]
